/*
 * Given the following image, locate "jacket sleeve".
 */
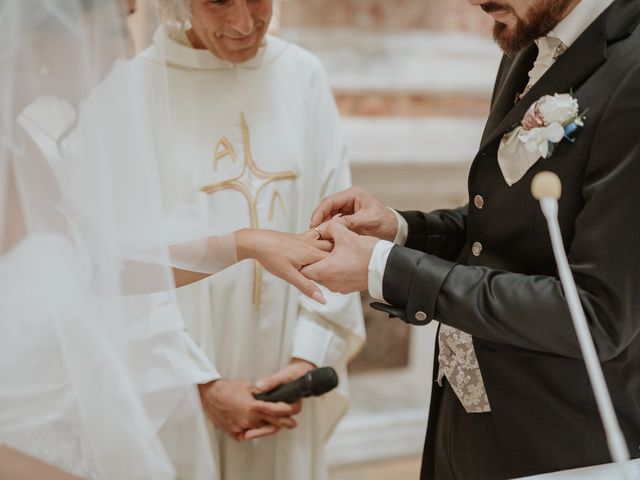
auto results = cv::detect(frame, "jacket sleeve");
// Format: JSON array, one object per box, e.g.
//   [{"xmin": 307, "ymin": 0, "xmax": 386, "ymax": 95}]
[
  {"xmin": 384, "ymin": 64, "xmax": 640, "ymax": 362},
  {"xmin": 399, "ymin": 206, "xmax": 468, "ymax": 261}
]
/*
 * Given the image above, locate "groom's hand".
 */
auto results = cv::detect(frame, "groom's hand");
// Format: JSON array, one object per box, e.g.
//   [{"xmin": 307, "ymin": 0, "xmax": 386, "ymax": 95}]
[
  {"xmin": 310, "ymin": 186, "xmax": 398, "ymax": 242},
  {"xmin": 301, "ymin": 222, "xmax": 378, "ymax": 294},
  {"xmin": 198, "ymin": 379, "xmax": 299, "ymax": 441}
]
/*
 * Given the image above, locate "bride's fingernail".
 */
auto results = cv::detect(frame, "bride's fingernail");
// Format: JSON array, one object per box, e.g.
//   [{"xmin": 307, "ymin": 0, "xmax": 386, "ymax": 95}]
[{"xmin": 312, "ymin": 291, "xmax": 327, "ymax": 305}]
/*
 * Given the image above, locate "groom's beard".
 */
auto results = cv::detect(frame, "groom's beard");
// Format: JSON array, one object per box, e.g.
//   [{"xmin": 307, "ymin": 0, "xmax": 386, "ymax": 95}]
[{"xmin": 487, "ymin": 0, "xmax": 574, "ymax": 56}]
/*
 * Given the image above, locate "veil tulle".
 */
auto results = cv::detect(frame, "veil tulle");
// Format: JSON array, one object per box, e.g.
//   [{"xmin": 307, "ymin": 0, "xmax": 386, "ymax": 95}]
[{"xmin": 0, "ymin": 0, "xmax": 227, "ymax": 477}]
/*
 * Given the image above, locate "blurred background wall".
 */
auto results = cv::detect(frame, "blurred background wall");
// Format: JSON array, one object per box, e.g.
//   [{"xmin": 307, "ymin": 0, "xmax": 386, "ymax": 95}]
[{"xmin": 276, "ymin": 1, "xmax": 501, "ymax": 477}]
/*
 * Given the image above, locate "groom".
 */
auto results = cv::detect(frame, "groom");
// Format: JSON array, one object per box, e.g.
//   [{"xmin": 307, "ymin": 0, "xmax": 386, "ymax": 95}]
[{"xmin": 304, "ymin": 0, "xmax": 640, "ymax": 478}]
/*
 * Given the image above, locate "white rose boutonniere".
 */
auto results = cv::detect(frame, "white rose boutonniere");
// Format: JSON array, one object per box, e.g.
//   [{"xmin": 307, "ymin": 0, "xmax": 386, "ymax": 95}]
[
  {"xmin": 497, "ymin": 93, "xmax": 586, "ymax": 186},
  {"xmin": 518, "ymin": 93, "xmax": 585, "ymax": 158}
]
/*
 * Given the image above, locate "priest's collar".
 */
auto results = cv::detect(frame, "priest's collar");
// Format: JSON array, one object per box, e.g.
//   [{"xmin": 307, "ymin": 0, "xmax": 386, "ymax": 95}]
[{"xmin": 145, "ymin": 24, "xmax": 289, "ymax": 71}]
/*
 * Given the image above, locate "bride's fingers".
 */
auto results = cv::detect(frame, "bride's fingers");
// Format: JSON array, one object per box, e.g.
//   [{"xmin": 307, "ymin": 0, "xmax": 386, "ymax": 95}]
[
  {"xmin": 304, "ymin": 247, "xmax": 329, "ymax": 264},
  {"xmin": 301, "ymin": 228, "xmax": 322, "ymax": 240},
  {"xmin": 283, "ymin": 267, "xmax": 326, "ymax": 304}
]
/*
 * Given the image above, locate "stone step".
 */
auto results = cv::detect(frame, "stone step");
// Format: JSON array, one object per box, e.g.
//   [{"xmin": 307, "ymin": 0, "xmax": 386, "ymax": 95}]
[
  {"xmin": 343, "ymin": 116, "xmax": 480, "ymax": 215},
  {"xmin": 281, "ymin": 28, "xmax": 501, "ymax": 96},
  {"xmin": 279, "ymin": 0, "xmax": 493, "ymax": 35},
  {"xmin": 343, "ymin": 116, "xmax": 485, "ymax": 165}
]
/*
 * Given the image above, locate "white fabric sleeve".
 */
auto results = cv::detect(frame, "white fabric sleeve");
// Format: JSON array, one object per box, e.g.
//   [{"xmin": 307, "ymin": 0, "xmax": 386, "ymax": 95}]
[
  {"xmin": 126, "ymin": 293, "xmax": 221, "ymax": 389},
  {"xmin": 368, "ymin": 239, "xmax": 395, "ymax": 302},
  {"xmin": 119, "ymin": 205, "xmax": 238, "ymax": 276},
  {"xmin": 392, "ymin": 208, "xmax": 409, "ymax": 245},
  {"xmin": 167, "ymin": 233, "xmax": 237, "ymax": 274},
  {"xmin": 291, "ymin": 308, "xmax": 347, "ymax": 368}
]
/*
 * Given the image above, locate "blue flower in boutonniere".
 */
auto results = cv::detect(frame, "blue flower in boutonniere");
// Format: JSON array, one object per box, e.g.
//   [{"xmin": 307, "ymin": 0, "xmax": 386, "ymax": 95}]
[
  {"xmin": 497, "ymin": 93, "xmax": 586, "ymax": 186},
  {"xmin": 518, "ymin": 93, "xmax": 586, "ymax": 158}
]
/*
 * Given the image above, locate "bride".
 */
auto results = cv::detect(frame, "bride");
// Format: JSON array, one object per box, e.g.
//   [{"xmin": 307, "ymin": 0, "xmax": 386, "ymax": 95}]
[{"xmin": 0, "ymin": 1, "xmax": 330, "ymax": 478}]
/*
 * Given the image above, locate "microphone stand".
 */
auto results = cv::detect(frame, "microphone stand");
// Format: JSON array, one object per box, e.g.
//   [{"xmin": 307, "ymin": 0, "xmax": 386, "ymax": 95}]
[{"xmin": 535, "ymin": 172, "xmax": 634, "ymax": 478}]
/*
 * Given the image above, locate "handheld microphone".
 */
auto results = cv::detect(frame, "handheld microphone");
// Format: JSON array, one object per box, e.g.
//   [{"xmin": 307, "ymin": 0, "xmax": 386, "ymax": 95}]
[
  {"xmin": 532, "ymin": 172, "xmax": 632, "ymax": 473},
  {"xmin": 254, "ymin": 366, "xmax": 338, "ymax": 404}
]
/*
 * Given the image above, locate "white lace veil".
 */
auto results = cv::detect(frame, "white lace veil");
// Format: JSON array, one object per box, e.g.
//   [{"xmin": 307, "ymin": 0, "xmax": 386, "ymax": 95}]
[{"xmin": 0, "ymin": 0, "xmax": 226, "ymax": 478}]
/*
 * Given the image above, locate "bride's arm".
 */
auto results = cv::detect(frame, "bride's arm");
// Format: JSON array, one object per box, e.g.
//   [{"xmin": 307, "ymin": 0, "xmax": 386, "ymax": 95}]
[
  {"xmin": 0, "ymin": 446, "xmax": 85, "ymax": 480},
  {"xmin": 173, "ymin": 229, "xmax": 331, "ymax": 303}
]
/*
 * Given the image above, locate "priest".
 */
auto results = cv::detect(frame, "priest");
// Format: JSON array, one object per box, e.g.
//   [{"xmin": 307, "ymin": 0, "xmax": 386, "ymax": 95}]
[{"xmin": 134, "ymin": 1, "xmax": 366, "ymax": 479}]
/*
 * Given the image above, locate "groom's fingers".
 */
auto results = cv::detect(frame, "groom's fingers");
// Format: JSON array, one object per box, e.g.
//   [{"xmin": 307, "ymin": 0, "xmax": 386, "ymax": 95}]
[
  {"xmin": 300, "ymin": 258, "xmax": 326, "ymax": 284},
  {"xmin": 316, "ymin": 221, "xmax": 352, "ymax": 243},
  {"xmin": 310, "ymin": 190, "xmax": 356, "ymax": 227},
  {"xmin": 301, "ymin": 228, "xmax": 321, "ymax": 240},
  {"xmin": 299, "ymin": 230, "xmax": 334, "ymax": 252},
  {"xmin": 313, "ymin": 240, "xmax": 334, "ymax": 252}
]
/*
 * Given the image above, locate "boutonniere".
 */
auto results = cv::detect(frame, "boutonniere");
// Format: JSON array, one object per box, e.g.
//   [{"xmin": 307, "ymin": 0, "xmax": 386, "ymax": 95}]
[
  {"xmin": 517, "ymin": 93, "xmax": 586, "ymax": 158},
  {"xmin": 497, "ymin": 92, "xmax": 586, "ymax": 186}
]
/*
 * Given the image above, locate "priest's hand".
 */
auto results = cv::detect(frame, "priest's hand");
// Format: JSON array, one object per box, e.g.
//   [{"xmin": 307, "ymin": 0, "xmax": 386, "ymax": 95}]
[
  {"xmin": 235, "ymin": 229, "xmax": 333, "ymax": 304},
  {"xmin": 198, "ymin": 379, "xmax": 301, "ymax": 441},
  {"xmin": 245, "ymin": 358, "xmax": 315, "ymax": 440},
  {"xmin": 301, "ymin": 222, "xmax": 378, "ymax": 294},
  {"xmin": 310, "ymin": 186, "xmax": 398, "ymax": 242}
]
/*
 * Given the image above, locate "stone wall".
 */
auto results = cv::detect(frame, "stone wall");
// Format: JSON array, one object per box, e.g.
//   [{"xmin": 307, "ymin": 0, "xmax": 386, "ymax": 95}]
[{"xmin": 281, "ymin": 0, "xmax": 493, "ymax": 34}]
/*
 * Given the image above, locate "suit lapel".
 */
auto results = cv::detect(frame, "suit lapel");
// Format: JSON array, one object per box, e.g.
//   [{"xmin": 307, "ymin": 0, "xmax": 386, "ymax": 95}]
[
  {"xmin": 480, "ymin": 44, "xmax": 538, "ymax": 145},
  {"xmin": 479, "ymin": 9, "xmax": 609, "ymax": 152}
]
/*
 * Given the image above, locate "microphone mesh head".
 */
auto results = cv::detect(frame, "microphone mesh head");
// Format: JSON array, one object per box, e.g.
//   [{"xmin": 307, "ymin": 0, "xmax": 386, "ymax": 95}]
[
  {"xmin": 308, "ymin": 367, "xmax": 339, "ymax": 396},
  {"xmin": 531, "ymin": 171, "xmax": 562, "ymax": 200}
]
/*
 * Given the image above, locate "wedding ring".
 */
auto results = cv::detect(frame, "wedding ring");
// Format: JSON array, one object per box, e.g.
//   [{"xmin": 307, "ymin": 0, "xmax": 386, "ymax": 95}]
[{"xmin": 313, "ymin": 227, "xmax": 322, "ymax": 239}]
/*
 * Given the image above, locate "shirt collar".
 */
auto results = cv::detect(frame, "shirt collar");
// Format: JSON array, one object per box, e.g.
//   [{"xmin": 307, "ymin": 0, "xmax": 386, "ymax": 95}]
[{"xmin": 549, "ymin": 0, "xmax": 615, "ymax": 48}]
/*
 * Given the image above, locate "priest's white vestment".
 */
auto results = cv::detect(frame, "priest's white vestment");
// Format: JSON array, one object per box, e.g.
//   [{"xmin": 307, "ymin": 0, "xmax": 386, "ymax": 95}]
[{"xmin": 135, "ymin": 26, "xmax": 366, "ymax": 480}]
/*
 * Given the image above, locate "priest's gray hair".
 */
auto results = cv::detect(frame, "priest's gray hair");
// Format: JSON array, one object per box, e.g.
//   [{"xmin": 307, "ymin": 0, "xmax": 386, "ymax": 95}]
[{"xmin": 159, "ymin": 0, "xmax": 191, "ymax": 22}]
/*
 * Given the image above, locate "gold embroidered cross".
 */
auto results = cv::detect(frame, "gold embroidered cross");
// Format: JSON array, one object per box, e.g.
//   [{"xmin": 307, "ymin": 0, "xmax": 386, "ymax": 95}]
[{"xmin": 200, "ymin": 113, "xmax": 298, "ymax": 309}]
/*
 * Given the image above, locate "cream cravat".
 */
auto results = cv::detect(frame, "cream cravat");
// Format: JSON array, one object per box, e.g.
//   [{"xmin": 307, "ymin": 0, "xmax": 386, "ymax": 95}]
[
  {"xmin": 437, "ymin": 326, "xmax": 491, "ymax": 413},
  {"xmin": 497, "ymin": 35, "xmax": 569, "ymax": 186},
  {"xmin": 521, "ymin": 35, "xmax": 567, "ymax": 98}
]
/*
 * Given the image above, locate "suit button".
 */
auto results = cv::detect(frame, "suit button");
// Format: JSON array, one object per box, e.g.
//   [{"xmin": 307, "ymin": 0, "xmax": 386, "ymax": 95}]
[
  {"xmin": 472, "ymin": 242, "xmax": 483, "ymax": 256},
  {"xmin": 442, "ymin": 346, "xmax": 453, "ymax": 357},
  {"xmin": 415, "ymin": 311, "xmax": 427, "ymax": 322},
  {"xmin": 474, "ymin": 195, "xmax": 484, "ymax": 209}
]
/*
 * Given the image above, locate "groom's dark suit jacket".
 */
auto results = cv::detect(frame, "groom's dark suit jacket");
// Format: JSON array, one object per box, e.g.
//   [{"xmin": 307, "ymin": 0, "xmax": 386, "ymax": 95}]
[{"xmin": 377, "ymin": 1, "xmax": 640, "ymax": 478}]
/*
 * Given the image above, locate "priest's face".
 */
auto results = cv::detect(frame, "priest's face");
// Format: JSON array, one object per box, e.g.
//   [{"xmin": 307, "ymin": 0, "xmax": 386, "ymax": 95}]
[
  {"xmin": 469, "ymin": 0, "xmax": 579, "ymax": 55},
  {"xmin": 188, "ymin": 0, "xmax": 273, "ymax": 63}
]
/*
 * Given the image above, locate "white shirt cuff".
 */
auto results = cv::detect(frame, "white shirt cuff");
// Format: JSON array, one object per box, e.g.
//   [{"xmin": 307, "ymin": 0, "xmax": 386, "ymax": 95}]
[
  {"xmin": 391, "ymin": 208, "xmax": 408, "ymax": 245},
  {"xmin": 368, "ymin": 240, "xmax": 395, "ymax": 302}
]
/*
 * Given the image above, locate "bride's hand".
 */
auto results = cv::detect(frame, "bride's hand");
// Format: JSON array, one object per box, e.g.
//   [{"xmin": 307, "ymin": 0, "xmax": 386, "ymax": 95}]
[{"xmin": 235, "ymin": 229, "xmax": 333, "ymax": 304}]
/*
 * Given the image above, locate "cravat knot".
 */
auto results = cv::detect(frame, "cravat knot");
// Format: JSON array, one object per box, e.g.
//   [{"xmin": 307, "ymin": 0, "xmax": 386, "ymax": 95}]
[{"xmin": 519, "ymin": 35, "xmax": 567, "ymax": 100}]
